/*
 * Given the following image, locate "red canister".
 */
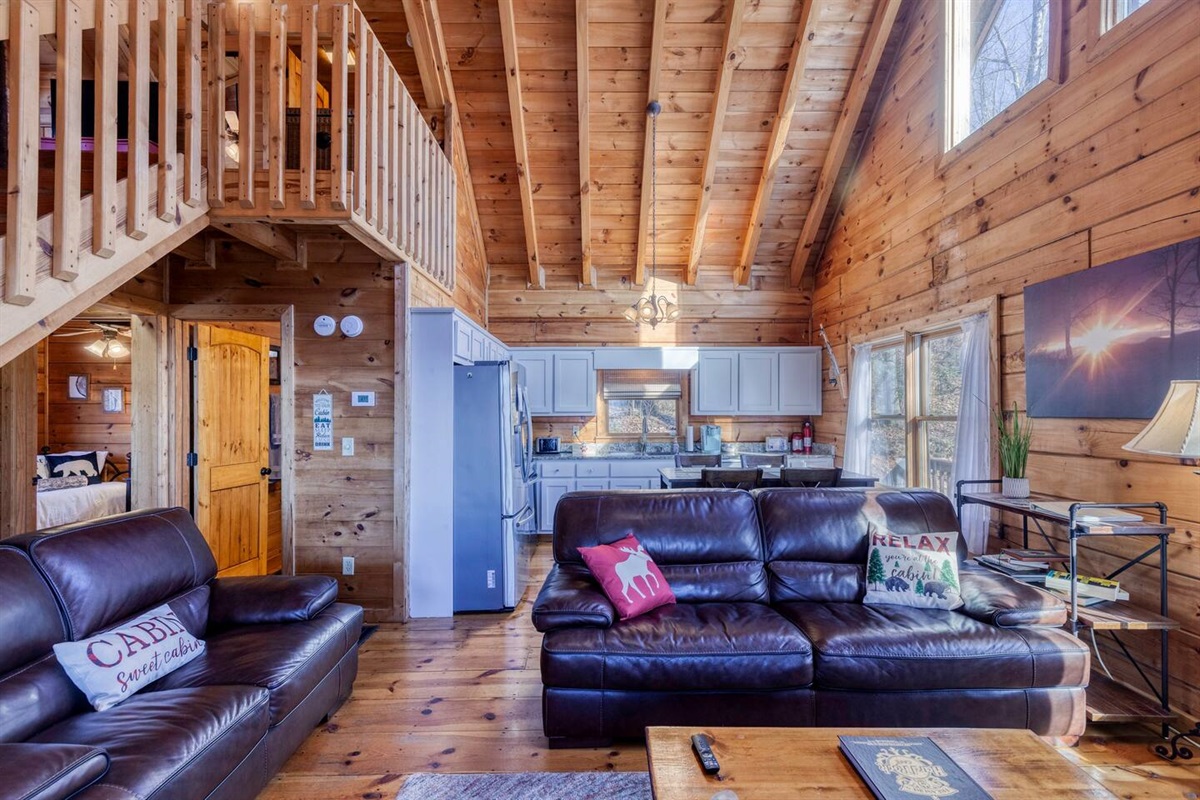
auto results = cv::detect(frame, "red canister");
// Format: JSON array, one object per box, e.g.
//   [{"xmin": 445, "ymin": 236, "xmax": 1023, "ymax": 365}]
[{"xmin": 791, "ymin": 432, "xmax": 804, "ymax": 453}]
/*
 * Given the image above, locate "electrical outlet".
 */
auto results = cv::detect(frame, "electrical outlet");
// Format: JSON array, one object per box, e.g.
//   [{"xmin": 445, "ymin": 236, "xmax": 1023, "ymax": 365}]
[
  {"xmin": 341, "ymin": 437, "xmax": 354, "ymax": 456},
  {"xmin": 571, "ymin": 425, "xmax": 581, "ymax": 439},
  {"xmin": 486, "ymin": 569, "xmax": 496, "ymax": 589},
  {"xmin": 342, "ymin": 556, "xmax": 355, "ymax": 576}
]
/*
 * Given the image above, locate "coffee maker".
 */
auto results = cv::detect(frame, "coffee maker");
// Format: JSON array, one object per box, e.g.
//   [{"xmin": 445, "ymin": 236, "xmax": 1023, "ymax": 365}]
[{"xmin": 700, "ymin": 425, "xmax": 722, "ymax": 455}]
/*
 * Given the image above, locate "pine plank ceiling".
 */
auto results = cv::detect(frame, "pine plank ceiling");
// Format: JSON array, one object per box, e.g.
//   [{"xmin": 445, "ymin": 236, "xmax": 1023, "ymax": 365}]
[{"xmin": 359, "ymin": 0, "xmax": 907, "ymax": 293}]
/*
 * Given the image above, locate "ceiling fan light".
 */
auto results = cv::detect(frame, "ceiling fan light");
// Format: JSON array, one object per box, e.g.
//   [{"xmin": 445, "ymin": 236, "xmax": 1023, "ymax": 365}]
[
  {"xmin": 106, "ymin": 341, "xmax": 128, "ymax": 358},
  {"xmin": 84, "ymin": 339, "xmax": 108, "ymax": 357}
]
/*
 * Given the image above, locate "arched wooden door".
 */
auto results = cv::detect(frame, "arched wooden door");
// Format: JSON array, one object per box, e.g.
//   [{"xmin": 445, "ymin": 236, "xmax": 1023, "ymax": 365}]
[{"xmin": 194, "ymin": 324, "xmax": 270, "ymax": 576}]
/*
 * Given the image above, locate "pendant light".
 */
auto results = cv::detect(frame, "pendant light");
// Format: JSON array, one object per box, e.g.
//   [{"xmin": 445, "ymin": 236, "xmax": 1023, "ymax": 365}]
[{"xmin": 624, "ymin": 101, "xmax": 681, "ymax": 328}]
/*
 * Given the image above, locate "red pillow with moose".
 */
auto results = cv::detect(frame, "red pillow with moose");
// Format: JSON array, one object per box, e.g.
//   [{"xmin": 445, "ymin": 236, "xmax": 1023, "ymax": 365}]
[
  {"xmin": 864, "ymin": 527, "xmax": 963, "ymax": 611},
  {"xmin": 578, "ymin": 534, "xmax": 676, "ymax": 620}
]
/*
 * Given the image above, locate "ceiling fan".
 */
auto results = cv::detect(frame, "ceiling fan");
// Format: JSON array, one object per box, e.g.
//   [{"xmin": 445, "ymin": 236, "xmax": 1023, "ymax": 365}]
[{"xmin": 54, "ymin": 322, "xmax": 132, "ymax": 360}]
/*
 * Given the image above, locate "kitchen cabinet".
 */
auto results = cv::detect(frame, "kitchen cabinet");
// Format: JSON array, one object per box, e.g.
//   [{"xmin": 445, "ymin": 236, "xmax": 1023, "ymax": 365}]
[
  {"xmin": 538, "ymin": 478, "xmax": 573, "ymax": 532},
  {"xmin": 535, "ymin": 458, "xmax": 671, "ymax": 531},
  {"xmin": 512, "ymin": 349, "xmax": 595, "ymax": 416},
  {"xmin": 574, "ymin": 479, "xmax": 609, "ymax": 492},
  {"xmin": 519, "ymin": 352, "xmax": 553, "ymax": 415},
  {"xmin": 692, "ymin": 347, "xmax": 822, "ymax": 416},
  {"xmin": 692, "ymin": 351, "xmax": 739, "ymax": 414},
  {"xmin": 453, "ymin": 318, "xmax": 473, "ymax": 364}
]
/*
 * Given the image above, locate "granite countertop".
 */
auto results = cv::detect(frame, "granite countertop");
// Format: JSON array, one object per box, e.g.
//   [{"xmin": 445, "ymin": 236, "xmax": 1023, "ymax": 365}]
[{"xmin": 533, "ymin": 443, "xmax": 835, "ymax": 461}]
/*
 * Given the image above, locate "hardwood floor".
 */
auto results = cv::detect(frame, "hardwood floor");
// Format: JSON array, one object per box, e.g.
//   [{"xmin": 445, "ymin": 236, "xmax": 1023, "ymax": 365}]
[{"xmin": 264, "ymin": 544, "xmax": 1200, "ymax": 799}]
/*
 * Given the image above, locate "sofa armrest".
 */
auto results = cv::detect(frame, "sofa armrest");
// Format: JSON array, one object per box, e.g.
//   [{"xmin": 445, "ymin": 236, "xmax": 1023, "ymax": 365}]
[
  {"xmin": 958, "ymin": 565, "xmax": 1067, "ymax": 627},
  {"xmin": 532, "ymin": 564, "xmax": 615, "ymax": 632},
  {"xmin": 0, "ymin": 743, "xmax": 109, "ymax": 800},
  {"xmin": 208, "ymin": 575, "xmax": 338, "ymax": 629}
]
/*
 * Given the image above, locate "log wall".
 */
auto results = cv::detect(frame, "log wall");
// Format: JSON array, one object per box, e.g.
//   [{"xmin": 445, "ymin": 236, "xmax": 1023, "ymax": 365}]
[{"xmin": 814, "ymin": 0, "xmax": 1200, "ymax": 719}]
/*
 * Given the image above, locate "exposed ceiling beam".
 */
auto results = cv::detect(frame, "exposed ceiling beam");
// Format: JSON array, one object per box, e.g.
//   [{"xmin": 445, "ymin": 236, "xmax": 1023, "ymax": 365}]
[
  {"xmin": 400, "ymin": 0, "xmax": 446, "ymax": 111},
  {"xmin": 633, "ymin": 0, "xmax": 668, "ymax": 287},
  {"xmin": 789, "ymin": 0, "xmax": 904, "ymax": 287},
  {"xmin": 576, "ymin": 0, "xmax": 595, "ymax": 287},
  {"xmin": 734, "ymin": 0, "xmax": 820, "ymax": 286},
  {"xmin": 213, "ymin": 221, "xmax": 304, "ymax": 267},
  {"xmin": 686, "ymin": 0, "xmax": 746, "ymax": 286},
  {"xmin": 498, "ymin": 0, "xmax": 544, "ymax": 289}
]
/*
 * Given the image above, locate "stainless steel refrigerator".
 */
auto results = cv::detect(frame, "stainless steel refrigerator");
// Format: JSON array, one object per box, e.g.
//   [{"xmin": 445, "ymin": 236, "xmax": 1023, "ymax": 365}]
[{"xmin": 453, "ymin": 361, "xmax": 536, "ymax": 611}]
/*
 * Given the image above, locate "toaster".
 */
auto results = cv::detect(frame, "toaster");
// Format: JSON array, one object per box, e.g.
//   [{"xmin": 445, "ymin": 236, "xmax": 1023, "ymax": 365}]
[{"xmin": 535, "ymin": 437, "xmax": 560, "ymax": 454}]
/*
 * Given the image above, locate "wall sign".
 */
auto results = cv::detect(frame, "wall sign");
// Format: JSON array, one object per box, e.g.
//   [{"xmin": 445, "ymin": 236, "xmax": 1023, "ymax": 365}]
[{"xmin": 313, "ymin": 391, "xmax": 333, "ymax": 451}]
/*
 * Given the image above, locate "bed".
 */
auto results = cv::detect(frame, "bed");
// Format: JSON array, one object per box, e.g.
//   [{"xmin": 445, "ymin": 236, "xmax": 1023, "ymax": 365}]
[{"xmin": 35, "ymin": 450, "xmax": 131, "ymax": 529}]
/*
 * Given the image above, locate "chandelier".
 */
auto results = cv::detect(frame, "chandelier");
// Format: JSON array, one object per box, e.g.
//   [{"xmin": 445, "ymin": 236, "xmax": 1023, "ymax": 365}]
[{"xmin": 624, "ymin": 101, "xmax": 680, "ymax": 328}]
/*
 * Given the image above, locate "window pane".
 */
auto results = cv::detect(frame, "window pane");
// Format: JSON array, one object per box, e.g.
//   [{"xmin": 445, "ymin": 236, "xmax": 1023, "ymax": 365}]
[
  {"xmin": 921, "ymin": 420, "xmax": 959, "ymax": 496},
  {"xmin": 870, "ymin": 345, "xmax": 905, "ymax": 416},
  {"xmin": 869, "ymin": 418, "xmax": 907, "ymax": 487},
  {"xmin": 1112, "ymin": 0, "xmax": 1153, "ymax": 26},
  {"xmin": 967, "ymin": 0, "xmax": 1051, "ymax": 134},
  {"xmin": 923, "ymin": 331, "xmax": 964, "ymax": 416},
  {"xmin": 606, "ymin": 399, "xmax": 677, "ymax": 435}
]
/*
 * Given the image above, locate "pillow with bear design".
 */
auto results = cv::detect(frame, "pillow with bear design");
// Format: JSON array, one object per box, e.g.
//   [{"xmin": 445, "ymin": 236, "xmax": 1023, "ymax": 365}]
[
  {"xmin": 863, "ymin": 528, "xmax": 963, "ymax": 611},
  {"xmin": 53, "ymin": 604, "xmax": 206, "ymax": 711}
]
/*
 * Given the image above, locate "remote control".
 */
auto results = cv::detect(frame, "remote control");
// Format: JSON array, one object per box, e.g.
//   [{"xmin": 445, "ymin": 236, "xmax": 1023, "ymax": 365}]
[{"xmin": 691, "ymin": 733, "xmax": 720, "ymax": 774}]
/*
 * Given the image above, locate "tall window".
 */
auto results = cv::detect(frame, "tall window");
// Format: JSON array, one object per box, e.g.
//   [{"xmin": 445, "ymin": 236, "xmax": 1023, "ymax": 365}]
[
  {"xmin": 864, "ymin": 327, "xmax": 966, "ymax": 495},
  {"xmin": 945, "ymin": 0, "xmax": 1056, "ymax": 147},
  {"xmin": 600, "ymin": 371, "xmax": 682, "ymax": 438},
  {"xmin": 1109, "ymin": 0, "xmax": 1153, "ymax": 27}
]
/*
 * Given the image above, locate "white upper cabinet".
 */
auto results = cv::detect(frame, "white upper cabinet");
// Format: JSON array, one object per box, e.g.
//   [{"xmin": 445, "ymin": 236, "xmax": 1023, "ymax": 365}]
[
  {"xmin": 452, "ymin": 317, "xmax": 473, "ymax": 364},
  {"xmin": 738, "ymin": 351, "xmax": 778, "ymax": 413},
  {"xmin": 518, "ymin": 351, "xmax": 553, "ymax": 415},
  {"xmin": 691, "ymin": 351, "xmax": 739, "ymax": 414},
  {"xmin": 552, "ymin": 352, "xmax": 596, "ymax": 415},
  {"xmin": 779, "ymin": 349, "xmax": 822, "ymax": 415}
]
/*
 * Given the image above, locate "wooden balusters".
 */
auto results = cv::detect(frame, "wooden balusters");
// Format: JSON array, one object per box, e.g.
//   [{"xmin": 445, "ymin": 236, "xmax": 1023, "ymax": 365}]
[
  {"xmin": 299, "ymin": 2, "xmax": 317, "ymax": 210},
  {"xmin": 5, "ymin": 0, "xmax": 38, "ymax": 304},
  {"xmin": 237, "ymin": 3, "xmax": 256, "ymax": 209},
  {"xmin": 53, "ymin": 0, "xmax": 82, "ymax": 281},
  {"xmin": 268, "ymin": 3, "xmax": 287, "ymax": 209},
  {"xmin": 206, "ymin": 1, "xmax": 226, "ymax": 208},
  {"xmin": 330, "ymin": 2, "xmax": 350, "ymax": 211},
  {"xmin": 93, "ymin": 0, "xmax": 118, "ymax": 255},
  {"xmin": 157, "ymin": 0, "xmax": 178, "ymax": 222},
  {"xmin": 183, "ymin": 0, "xmax": 203, "ymax": 207},
  {"xmin": 126, "ymin": 0, "xmax": 150, "ymax": 239},
  {"xmin": 353, "ymin": 8, "xmax": 369, "ymax": 218}
]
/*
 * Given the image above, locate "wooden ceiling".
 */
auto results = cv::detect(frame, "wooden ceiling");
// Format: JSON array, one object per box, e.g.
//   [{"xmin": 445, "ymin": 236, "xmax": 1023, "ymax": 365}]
[{"xmin": 360, "ymin": 0, "xmax": 906, "ymax": 294}]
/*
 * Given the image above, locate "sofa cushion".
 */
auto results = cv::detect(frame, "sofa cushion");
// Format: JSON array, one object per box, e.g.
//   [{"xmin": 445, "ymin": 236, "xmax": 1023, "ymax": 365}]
[
  {"xmin": 776, "ymin": 602, "xmax": 1090, "ymax": 691},
  {"xmin": 0, "ymin": 742, "xmax": 109, "ymax": 800},
  {"xmin": 578, "ymin": 534, "xmax": 676, "ymax": 620},
  {"xmin": 148, "ymin": 604, "xmax": 363, "ymax": 726},
  {"xmin": 542, "ymin": 603, "xmax": 813, "ymax": 691},
  {"xmin": 53, "ymin": 605, "xmax": 206, "ymax": 712},
  {"xmin": 15, "ymin": 508, "xmax": 217, "ymax": 640},
  {"xmin": 758, "ymin": 489, "xmax": 967, "ymax": 604},
  {"xmin": 31, "ymin": 686, "xmax": 269, "ymax": 800},
  {"xmin": 553, "ymin": 491, "xmax": 769, "ymax": 603}
]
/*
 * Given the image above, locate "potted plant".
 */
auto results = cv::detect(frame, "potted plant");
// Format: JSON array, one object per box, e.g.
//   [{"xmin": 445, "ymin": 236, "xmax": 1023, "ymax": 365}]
[{"xmin": 994, "ymin": 403, "xmax": 1033, "ymax": 498}]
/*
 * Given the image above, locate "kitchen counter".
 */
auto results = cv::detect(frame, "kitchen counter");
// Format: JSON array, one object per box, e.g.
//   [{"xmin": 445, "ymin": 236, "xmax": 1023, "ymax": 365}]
[
  {"xmin": 658, "ymin": 467, "xmax": 877, "ymax": 489},
  {"xmin": 533, "ymin": 451, "xmax": 685, "ymax": 461}
]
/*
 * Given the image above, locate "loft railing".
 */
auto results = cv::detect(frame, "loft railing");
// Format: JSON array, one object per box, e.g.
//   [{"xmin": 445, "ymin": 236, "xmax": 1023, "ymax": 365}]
[
  {"xmin": 0, "ymin": 0, "xmax": 209, "ymax": 366},
  {"xmin": 204, "ymin": 0, "xmax": 455, "ymax": 290}
]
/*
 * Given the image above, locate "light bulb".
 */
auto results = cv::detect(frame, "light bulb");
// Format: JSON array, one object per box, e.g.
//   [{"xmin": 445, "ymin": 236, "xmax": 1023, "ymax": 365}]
[{"xmin": 85, "ymin": 339, "xmax": 108, "ymax": 357}]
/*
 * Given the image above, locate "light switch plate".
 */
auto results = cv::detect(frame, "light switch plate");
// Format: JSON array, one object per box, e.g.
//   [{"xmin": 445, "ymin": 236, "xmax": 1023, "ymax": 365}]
[
  {"xmin": 341, "ymin": 437, "xmax": 354, "ymax": 456},
  {"xmin": 351, "ymin": 391, "xmax": 375, "ymax": 407}
]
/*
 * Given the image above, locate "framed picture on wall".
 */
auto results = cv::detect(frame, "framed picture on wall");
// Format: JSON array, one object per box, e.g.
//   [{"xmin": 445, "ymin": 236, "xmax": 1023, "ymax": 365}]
[
  {"xmin": 67, "ymin": 374, "xmax": 88, "ymax": 400},
  {"xmin": 102, "ymin": 387, "xmax": 124, "ymax": 414}
]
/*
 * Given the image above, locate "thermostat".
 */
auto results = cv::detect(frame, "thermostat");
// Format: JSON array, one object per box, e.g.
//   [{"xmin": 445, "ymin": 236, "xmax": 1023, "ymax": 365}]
[
  {"xmin": 313, "ymin": 315, "xmax": 336, "ymax": 336},
  {"xmin": 351, "ymin": 391, "xmax": 376, "ymax": 407}
]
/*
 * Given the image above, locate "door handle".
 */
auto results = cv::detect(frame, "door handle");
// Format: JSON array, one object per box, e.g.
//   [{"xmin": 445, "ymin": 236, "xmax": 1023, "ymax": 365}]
[{"xmin": 260, "ymin": 467, "xmax": 272, "ymax": 477}]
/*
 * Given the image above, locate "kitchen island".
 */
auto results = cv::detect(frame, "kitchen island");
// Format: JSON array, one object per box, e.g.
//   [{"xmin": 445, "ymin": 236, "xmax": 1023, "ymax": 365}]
[{"xmin": 658, "ymin": 467, "xmax": 878, "ymax": 488}]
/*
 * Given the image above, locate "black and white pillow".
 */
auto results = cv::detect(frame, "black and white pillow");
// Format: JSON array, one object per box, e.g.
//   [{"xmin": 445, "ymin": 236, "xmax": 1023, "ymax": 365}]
[
  {"xmin": 36, "ymin": 455, "xmax": 50, "ymax": 480},
  {"xmin": 46, "ymin": 452, "xmax": 103, "ymax": 484}
]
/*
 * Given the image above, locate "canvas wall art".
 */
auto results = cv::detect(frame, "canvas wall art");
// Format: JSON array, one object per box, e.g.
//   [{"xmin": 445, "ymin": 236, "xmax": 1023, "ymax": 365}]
[{"xmin": 1024, "ymin": 236, "xmax": 1200, "ymax": 419}]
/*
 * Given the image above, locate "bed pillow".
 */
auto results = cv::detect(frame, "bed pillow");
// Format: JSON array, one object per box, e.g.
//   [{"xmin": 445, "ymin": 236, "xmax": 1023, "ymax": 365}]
[
  {"xmin": 864, "ymin": 527, "xmax": 963, "ymax": 611},
  {"xmin": 578, "ymin": 534, "xmax": 675, "ymax": 620},
  {"xmin": 46, "ymin": 452, "xmax": 103, "ymax": 484},
  {"xmin": 53, "ymin": 604, "xmax": 206, "ymax": 711},
  {"xmin": 36, "ymin": 454, "xmax": 50, "ymax": 480}
]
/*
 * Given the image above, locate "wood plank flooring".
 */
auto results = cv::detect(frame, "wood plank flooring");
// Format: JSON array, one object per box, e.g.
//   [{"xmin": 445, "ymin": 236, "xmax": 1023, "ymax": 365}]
[{"xmin": 264, "ymin": 543, "xmax": 1200, "ymax": 799}]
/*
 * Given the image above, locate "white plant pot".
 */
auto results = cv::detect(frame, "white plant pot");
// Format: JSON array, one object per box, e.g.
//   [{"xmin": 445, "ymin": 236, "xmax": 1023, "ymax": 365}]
[{"xmin": 1002, "ymin": 476, "xmax": 1030, "ymax": 499}]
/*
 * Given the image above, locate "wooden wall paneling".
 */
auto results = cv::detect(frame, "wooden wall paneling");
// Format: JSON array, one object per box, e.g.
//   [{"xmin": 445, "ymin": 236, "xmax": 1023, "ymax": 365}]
[
  {"xmin": 52, "ymin": 0, "xmax": 82, "ymax": 281},
  {"xmin": 496, "ymin": 0, "xmax": 544, "ymax": 289},
  {"xmin": 734, "ymin": 1, "xmax": 819, "ymax": 286},
  {"xmin": 0, "ymin": 349, "xmax": 37, "ymax": 538},
  {"xmin": 631, "ymin": 0, "xmax": 667, "ymax": 288},
  {"xmin": 813, "ymin": 0, "xmax": 1200, "ymax": 718}
]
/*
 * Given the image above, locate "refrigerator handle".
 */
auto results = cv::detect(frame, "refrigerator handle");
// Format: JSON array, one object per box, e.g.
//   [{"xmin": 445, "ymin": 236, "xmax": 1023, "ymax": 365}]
[{"xmin": 504, "ymin": 504, "xmax": 534, "ymax": 523}]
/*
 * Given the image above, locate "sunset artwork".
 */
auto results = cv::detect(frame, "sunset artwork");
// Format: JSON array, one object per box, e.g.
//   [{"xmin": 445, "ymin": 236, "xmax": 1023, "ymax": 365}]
[{"xmin": 1025, "ymin": 236, "xmax": 1200, "ymax": 419}]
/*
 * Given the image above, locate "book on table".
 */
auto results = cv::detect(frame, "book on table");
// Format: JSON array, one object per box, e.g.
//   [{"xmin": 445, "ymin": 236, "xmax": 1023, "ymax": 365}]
[
  {"xmin": 974, "ymin": 555, "xmax": 1048, "ymax": 582},
  {"xmin": 838, "ymin": 735, "xmax": 993, "ymax": 800},
  {"xmin": 1029, "ymin": 501, "xmax": 1143, "ymax": 524},
  {"xmin": 1043, "ymin": 570, "xmax": 1129, "ymax": 601},
  {"xmin": 1001, "ymin": 548, "xmax": 1068, "ymax": 563},
  {"xmin": 1042, "ymin": 587, "xmax": 1113, "ymax": 607}
]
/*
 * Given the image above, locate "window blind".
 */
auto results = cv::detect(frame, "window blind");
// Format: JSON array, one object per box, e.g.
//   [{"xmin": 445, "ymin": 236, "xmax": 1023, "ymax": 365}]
[{"xmin": 601, "ymin": 370, "xmax": 683, "ymax": 400}]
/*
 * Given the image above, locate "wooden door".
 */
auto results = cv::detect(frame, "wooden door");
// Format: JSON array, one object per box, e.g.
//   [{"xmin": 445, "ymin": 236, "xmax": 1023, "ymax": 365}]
[{"xmin": 194, "ymin": 324, "xmax": 270, "ymax": 576}]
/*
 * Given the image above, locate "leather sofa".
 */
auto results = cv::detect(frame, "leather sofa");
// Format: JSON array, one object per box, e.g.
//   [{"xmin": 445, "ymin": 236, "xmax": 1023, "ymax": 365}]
[
  {"xmin": 532, "ymin": 489, "xmax": 1089, "ymax": 748},
  {"xmin": 0, "ymin": 507, "xmax": 363, "ymax": 800}
]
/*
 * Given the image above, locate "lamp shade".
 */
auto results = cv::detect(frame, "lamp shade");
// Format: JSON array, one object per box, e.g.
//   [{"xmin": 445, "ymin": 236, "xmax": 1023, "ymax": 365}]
[{"xmin": 1123, "ymin": 380, "xmax": 1200, "ymax": 459}]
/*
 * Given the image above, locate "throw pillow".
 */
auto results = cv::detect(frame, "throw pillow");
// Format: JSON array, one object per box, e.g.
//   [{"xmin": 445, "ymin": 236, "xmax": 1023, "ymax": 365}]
[
  {"xmin": 46, "ymin": 452, "xmax": 103, "ymax": 484},
  {"xmin": 53, "ymin": 604, "xmax": 206, "ymax": 711},
  {"xmin": 578, "ymin": 534, "xmax": 676, "ymax": 620},
  {"xmin": 37, "ymin": 475, "xmax": 91, "ymax": 493},
  {"xmin": 36, "ymin": 454, "xmax": 50, "ymax": 480},
  {"xmin": 864, "ymin": 528, "xmax": 963, "ymax": 611}
]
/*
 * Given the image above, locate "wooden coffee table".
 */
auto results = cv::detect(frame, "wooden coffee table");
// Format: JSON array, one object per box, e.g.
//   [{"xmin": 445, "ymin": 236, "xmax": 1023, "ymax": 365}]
[{"xmin": 646, "ymin": 727, "xmax": 1115, "ymax": 799}]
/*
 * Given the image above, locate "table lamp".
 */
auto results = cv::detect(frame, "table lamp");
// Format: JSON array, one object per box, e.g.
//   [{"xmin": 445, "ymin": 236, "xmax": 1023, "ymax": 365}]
[{"xmin": 1123, "ymin": 379, "xmax": 1199, "ymax": 761}]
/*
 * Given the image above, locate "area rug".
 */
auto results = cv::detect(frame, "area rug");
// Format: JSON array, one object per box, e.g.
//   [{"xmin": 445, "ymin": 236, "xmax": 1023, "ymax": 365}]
[{"xmin": 395, "ymin": 771, "xmax": 652, "ymax": 799}]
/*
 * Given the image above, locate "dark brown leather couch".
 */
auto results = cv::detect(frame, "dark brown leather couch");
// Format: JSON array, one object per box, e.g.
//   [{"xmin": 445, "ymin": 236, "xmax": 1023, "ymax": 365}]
[
  {"xmin": 533, "ymin": 489, "xmax": 1088, "ymax": 748},
  {"xmin": 0, "ymin": 508, "xmax": 363, "ymax": 800}
]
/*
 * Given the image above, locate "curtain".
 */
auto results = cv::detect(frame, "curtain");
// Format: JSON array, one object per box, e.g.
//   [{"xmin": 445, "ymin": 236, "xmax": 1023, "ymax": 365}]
[
  {"xmin": 953, "ymin": 313, "xmax": 992, "ymax": 554},
  {"xmin": 844, "ymin": 343, "xmax": 874, "ymax": 477}
]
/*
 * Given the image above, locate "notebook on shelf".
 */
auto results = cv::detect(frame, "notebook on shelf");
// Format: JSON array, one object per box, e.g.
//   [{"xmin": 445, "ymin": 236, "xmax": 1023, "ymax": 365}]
[{"xmin": 1029, "ymin": 501, "xmax": 1143, "ymax": 524}]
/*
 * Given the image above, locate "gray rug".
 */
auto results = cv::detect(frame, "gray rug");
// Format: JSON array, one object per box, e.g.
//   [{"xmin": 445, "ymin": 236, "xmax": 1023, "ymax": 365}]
[{"xmin": 395, "ymin": 771, "xmax": 652, "ymax": 799}]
